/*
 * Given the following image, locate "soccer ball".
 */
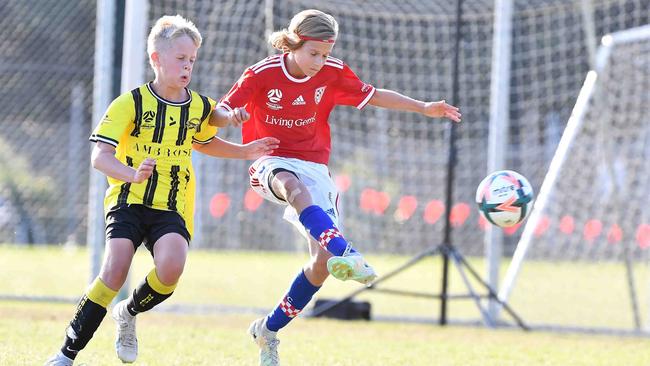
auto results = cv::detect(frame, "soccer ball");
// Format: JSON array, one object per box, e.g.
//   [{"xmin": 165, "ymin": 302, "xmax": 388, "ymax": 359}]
[{"xmin": 475, "ymin": 170, "xmax": 534, "ymax": 228}]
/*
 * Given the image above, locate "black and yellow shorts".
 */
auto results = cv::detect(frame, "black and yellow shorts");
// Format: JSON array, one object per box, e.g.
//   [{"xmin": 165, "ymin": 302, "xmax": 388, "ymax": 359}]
[{"xmin": 105, "ymin": 204, "xmax": 190, "ymax": 253}]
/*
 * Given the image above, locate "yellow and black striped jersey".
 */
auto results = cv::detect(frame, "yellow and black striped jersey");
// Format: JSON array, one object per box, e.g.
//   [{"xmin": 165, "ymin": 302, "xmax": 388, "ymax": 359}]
[{"xmin": 90, "ymin": 82, "xmax": 217, "ymax": 236}]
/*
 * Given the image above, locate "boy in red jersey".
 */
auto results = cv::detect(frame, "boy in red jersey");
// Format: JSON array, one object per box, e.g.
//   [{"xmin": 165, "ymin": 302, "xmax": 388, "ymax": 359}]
[{"xmin": 213, "ymin": 9, "xmax": 461, "ymax": 365}]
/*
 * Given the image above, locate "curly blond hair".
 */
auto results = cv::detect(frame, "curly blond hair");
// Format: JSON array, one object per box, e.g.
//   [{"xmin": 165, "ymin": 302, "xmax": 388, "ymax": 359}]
[{"xmin": 269, "ymin": 9, "xmax": 338, "ymax": 52}]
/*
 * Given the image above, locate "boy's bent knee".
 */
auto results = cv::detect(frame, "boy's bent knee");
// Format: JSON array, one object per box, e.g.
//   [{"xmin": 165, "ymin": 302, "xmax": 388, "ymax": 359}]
[
  {"xmin": 99, "ymin": 268, "xmax": 129, "ymax": 290},
  {"xmin": 155, "ymin": 262, "xmax": 184, "ymax": 285},
  {"xmin": 157, "ymin": 273, "xmax": 182, "ymax": 287},
  {"xmin": 274, "ymin": 174, "xmax": 302, "ymax": 194},
  {"xmin": 146, "ymin": 268, "xmax": 178, "ymax": 295}
]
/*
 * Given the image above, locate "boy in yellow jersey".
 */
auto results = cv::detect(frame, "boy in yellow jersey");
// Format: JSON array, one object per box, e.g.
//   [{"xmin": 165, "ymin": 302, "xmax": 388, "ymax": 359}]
[{"xmin": 45, "ymin": 15, "xmax": 278, "ymax": 366}]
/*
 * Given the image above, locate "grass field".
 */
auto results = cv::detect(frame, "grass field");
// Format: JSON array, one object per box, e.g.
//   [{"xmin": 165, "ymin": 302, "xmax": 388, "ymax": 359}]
[{"xmin": 1, "ymin": 245, "xmax": 650, "ymax": 365}]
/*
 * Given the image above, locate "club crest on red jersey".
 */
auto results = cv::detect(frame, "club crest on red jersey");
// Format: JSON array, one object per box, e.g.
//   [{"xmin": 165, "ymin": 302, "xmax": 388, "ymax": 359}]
[
  {"xmin": 315, "ymin": 86, "xmax": 326, "ymax": 104},
  {"xmin": 266, "ymin": 89, "xmax": 283, "ymax": 110}
]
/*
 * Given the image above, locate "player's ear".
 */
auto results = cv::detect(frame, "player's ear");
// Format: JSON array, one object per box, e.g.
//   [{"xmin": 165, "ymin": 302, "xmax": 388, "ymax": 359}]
[{"xmin": 150, "ymin": 51, "xmax": 160, "ymax": 67}]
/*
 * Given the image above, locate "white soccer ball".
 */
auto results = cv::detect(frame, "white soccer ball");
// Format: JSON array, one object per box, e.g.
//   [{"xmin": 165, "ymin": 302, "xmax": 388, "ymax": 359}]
[{"xmin": 475, "ymin": 170, "xmax": 534, "ymax": 228}]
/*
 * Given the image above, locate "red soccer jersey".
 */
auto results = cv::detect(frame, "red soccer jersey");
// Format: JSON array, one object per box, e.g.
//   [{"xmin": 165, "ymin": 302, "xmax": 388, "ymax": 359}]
[{"xmin": 218, "ymin": 53, "xmax": 375, "ymax": 165}]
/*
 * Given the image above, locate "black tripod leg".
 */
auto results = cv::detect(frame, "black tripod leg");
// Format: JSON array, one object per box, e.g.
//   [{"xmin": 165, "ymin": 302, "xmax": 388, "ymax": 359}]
[
  {"xmin": 624, "ymin": 244, "xmax": 641, "ymax": 330},
  {"xmin": 448, "ymin": 250, "xmax": 496, "ymax": 327},
  {"xmin": 450, "ymin": 247, "xmax": 529, "ymax": 330}
]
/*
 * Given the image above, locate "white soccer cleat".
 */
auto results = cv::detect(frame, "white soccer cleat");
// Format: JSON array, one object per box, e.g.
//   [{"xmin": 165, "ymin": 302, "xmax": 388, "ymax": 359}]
[
  {"xmin": 327, "ymin": 253, "xmax": 377, "ymax": 285},
  {"xmin": 112, "ymin": 300, "xmax": 138, "ymax": 363},
  {"xmin": 44, "ymin": 352, "xmax": 73, "ymax": 366},
  {"xmin": 248, "ymin": 317, "xmax": 280, "ymax": 366}
]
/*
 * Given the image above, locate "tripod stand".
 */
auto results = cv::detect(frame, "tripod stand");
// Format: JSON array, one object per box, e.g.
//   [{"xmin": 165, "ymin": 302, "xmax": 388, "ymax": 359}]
[
  {"xmin": 309, "ymin": 242, "xmax": 528, "ymax": 330},
  {"xmin": 311, "ymin": 0, "xmax": 527, "ymax": 330}
]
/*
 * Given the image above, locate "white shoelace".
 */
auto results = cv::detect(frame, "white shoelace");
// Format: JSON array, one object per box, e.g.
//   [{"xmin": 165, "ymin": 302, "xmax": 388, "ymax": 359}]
[
  {"xmin": 117, "ymin": 311, "xmax": 137, "ymax": 347},
  {"xmin": 118, "ymin": 323, "xmax": 137, "ymax": 346},
  {"xmin": 263, "ymin": 338, "xmax": 280, "ymax": 364}
]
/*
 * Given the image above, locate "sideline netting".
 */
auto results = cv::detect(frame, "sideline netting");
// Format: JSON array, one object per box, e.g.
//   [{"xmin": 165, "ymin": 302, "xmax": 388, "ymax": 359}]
[{"xmin": 0, "ymin": 1, "xmax": 95, "ymax": 244}]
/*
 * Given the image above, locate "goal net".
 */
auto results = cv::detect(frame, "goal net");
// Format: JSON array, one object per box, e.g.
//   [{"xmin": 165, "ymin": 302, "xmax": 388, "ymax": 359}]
[{"xmin": 501, "ymin": 24, "xmax": 650, "ymax": 330}]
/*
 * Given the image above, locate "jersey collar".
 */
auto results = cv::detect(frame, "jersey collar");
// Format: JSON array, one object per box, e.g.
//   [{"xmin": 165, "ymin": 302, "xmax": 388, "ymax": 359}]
[
  {"xmin": 146, "ymin": 82, "xmax": 192, "ymax": 106},
  {"xmin": 280, "ymin": 53, "xmax": 311, "ymax": 83}
]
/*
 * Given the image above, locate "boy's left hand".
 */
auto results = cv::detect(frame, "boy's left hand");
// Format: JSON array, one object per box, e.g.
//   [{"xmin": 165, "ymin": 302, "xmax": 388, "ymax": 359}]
[
  {"xmin": 243, "ymin": 137, "xmax": 280, "ymax": 159},
  {"xmin": 228, "ymin": 107, "xmax": 250, "ymax": 127},
  {"xmin": 423, "ymin": 100, "xmax": 462, "ymax": 122}
]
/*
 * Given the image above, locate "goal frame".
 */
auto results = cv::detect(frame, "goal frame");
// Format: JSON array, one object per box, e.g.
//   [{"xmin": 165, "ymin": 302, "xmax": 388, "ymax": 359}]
[{"xmin": 498, "ymin": 24, "xmax": 650, "ymax": 325}]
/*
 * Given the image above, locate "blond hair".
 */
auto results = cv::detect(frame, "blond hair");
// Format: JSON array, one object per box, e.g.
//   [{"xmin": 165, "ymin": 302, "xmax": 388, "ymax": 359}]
[
  {"xmin": 269, "ymin": 9, "xmax": 338, "ymax": 52},
  {"xmin": 147, "ymin": 15, "xmax": 202, "ymax": 68}
]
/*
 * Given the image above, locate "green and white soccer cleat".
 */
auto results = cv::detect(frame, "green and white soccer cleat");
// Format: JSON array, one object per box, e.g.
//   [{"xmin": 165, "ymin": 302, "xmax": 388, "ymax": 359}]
[
  {"xmin": 248, "ymin": 317, "xmax": 280, "ymax": 366},
  {"xmin": 112, "ymin": 300, "xmax": 138, "ymax": 363},
  {"xmin": 327, "ymin": 254, "xmax": 377, "ymax": 285},
  {"xmin": 44, "ymin": 352, "xmax": 73, "ymax": 366}
]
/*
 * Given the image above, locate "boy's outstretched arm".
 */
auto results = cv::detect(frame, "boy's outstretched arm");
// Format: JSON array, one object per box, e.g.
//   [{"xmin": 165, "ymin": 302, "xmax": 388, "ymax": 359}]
[
  {"xmin": 368, "ymin": 89, "xmax": 462, "ymax": 123},
  {"xmin": 193, "ymin": 136, "xmax": 279, "ymax": 160},
  {"xmin": 91, "ymin": 142, "xmax": 155, "ymax": 183},
  {"xmin": 209, "ymin": 106, "xmax": 250, "ymax": 127}
]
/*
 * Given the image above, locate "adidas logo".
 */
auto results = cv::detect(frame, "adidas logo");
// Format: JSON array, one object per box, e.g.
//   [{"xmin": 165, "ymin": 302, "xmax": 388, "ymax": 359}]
[
  {"xmin": 325, "ymin": 208, "xmax": 336, "ymax": 217},
  {"xmin": 292, "ymin": 95, "xmax": 306, "ymax": 105}
]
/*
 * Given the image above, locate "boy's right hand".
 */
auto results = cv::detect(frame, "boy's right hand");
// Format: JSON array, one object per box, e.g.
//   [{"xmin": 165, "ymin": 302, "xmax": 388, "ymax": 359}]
[
  {"xmin": 422, "ymin": 100, "xmax": 461, "ymax": 122},
  {"xmin": 228, "ymin": 107, "xmax": 250, "ymax": 127},
  {"xmin": 132, "ymin": 158, "xmax": 156, "ymax": 183},
  {"xmin": 242, "ymin": 137, "xmax": 280, "ymax": 159}
]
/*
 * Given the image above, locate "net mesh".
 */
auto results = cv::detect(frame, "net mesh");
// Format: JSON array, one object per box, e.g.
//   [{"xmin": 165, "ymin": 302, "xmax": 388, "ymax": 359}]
[
  {"xmin": 525, "ymin": 30, "xmax": 650, "ymax": 260},
  {"xmin": 1, "ymin": 0, "xmax": 648, "ymax": 263},
  {"xmin": 147, "ymin": 0, "xmax": 649, "ymax": 257},
  {"xmin": 0, "ymin": 0, "xmax": 95, "ymax": 244},
  {"xmin": 505, "ymin": 26, "xmax": 650, "ymax": 329}
]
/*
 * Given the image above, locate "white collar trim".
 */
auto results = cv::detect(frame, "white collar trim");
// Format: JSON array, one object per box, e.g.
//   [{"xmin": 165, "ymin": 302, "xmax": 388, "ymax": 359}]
[
  {"xmin": 280, "ymin": 54, "xmax": 311, "ymax": 83},
  {"xmin": 146, "ymin": 82, "xmax": 192, "ymax": 106}
]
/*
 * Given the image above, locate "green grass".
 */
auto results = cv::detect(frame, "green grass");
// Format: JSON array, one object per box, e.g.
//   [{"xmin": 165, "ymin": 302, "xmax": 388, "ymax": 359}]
[
  {"xmin": 1, "ymin": 245, "xmax": 649, "ymax": 365},
  {"xmin": 1, "ymin": 244, "xmax": 647, "ymax": 327},
  {"xmin": 2, "ymin": 301, "xmax": 650, "ymax": 365}
]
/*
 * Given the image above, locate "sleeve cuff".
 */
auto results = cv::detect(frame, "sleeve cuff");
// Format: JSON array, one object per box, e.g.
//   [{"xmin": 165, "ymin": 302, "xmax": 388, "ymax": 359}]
[
  {"xmin": 89, "ymin": 134, "xmax": 118, "ymax": 147},
  {"xmin": 192, "ymin": 136, "xmax": 215, "ymax": 145},
  {"xmin": 356, "ymin": 87, "xmax": 376, "ymax": 110}
]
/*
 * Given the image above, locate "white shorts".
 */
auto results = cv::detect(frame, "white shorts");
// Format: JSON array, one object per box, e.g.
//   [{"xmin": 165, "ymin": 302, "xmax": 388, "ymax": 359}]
[{"xmin": 248, "ymin": 156, "xmax": 341, "ymax": 239}]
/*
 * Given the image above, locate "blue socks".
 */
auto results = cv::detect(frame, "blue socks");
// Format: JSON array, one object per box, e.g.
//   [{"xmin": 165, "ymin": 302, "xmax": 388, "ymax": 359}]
[
  {"xmin": 265, "ymin": 206, "xmax": 361, "ymax": 332},
  {"xmin": 298, "ymin": 205, "xmax": 357, "ymax": 256},
  {"xmin": 266, "ymin": 271, "xmax": 320, "ymax": 331}
]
